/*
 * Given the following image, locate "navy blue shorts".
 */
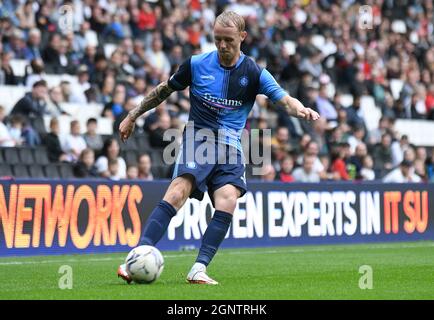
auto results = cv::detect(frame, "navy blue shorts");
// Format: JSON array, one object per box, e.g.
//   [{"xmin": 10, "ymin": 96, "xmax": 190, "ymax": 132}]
[{"xmin": 172, "ymin": 133, "xmax": 247, "ymax": 201}]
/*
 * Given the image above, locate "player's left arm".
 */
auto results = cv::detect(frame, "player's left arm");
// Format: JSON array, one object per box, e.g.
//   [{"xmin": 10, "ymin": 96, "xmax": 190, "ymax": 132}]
[
  {"xmin": 258, "ymin": 68, "xmax": 320, "ymax": 121},
  {"xmin": 276, "ymin": 95, "xmax": 320, "ymax": 121}
]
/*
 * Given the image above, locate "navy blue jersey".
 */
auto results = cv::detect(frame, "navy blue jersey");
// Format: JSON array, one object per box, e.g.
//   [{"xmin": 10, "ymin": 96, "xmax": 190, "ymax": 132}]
[{"xmin": 168, "ymin": 50, "xmax": 287, "ymax": 150}]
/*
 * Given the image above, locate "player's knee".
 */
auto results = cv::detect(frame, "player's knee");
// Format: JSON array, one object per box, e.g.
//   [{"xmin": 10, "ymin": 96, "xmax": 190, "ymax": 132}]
[
  {"xmin": 214, "ymin": 192, "xmax": 238, "ymax": 214},
  {"xmin": 163, "ymin": 177, "xmax": 193, "ymax": 209},
  {"xmin": 164, "ymin": 189, "xmax": 186, "ymax": 210}
]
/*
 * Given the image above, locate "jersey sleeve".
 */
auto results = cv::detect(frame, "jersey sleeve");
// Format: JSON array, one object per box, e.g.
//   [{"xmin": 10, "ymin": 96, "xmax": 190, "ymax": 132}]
[
  {"xmin": 168, "ymin": 58, "xmax": 191, "ymax": 91},
  {"xmin": 258, "ymin": 69, "xmax": 288, "ymax": 103}
]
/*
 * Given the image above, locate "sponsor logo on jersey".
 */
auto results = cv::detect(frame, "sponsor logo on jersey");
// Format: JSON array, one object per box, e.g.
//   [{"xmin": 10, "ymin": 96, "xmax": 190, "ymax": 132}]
[{"xmin": 203, "ymin": 93, "xmax": 243, "ymax": 108}]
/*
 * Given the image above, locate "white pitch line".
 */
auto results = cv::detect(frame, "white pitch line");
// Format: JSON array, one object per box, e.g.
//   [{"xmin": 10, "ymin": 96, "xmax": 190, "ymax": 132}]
[{"xmin": 0, "ymin": 242, "xmax": 433, "ymax": 266}]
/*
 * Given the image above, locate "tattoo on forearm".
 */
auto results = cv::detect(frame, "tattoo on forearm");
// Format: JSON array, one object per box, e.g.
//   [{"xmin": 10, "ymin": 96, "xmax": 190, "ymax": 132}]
[{"xmin": 128, "ymin": 81, "xmax": 174, "ymax": 120}]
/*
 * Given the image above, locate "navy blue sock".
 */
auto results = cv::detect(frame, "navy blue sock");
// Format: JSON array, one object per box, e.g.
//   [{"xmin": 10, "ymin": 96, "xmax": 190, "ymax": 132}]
[
  {"xmin": 141, "ymin": 200, "xmax": 177, "ymax": 246},
  {"xmin": 196, "ymin": 210, "xmax": 233, "ymax": 266}
]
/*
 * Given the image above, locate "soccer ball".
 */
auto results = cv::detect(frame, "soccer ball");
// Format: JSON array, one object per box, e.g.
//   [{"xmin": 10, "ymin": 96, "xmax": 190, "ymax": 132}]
[{"xmin": 125, "ymin": 245, "xmax": 164, "ymax": 284}]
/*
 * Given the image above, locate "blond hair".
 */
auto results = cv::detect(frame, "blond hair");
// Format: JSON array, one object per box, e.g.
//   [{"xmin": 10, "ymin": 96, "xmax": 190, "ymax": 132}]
[{"xmin": 215, "ymin": 11, "xmax": 245, "ymax": 32}]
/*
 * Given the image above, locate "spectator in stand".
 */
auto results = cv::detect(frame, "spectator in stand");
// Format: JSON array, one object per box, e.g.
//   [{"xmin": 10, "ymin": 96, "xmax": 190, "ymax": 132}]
[
  {"xmin": 383, "ymin": 160, "xmax": 421, "ymax": 183},
  {"xmin": 360, "ymin": 155, "xmax": 376, "ymax": 181},
  {"xmin": 8, "ymin": 114, "xmax": 40, "ymax": 147},
  {"xmin": 24, "ymin": 28, "xmax": 42, "ymax": 61},
  {"xmin": 103, "ymin": 83, "xmax": 126, "ymax": 120},
  {"xmin": 347, "ymin": 125, "xmax": 366, "ymax": 154},
  {"xmin": 297, "ymin": 140, "xmax": 326, "ymax": 179},
  {"xmin": 260, "ymin": 164, "xmax": 276, "ymax": 182},
  {"xmin": 271, "ymin": 127, "xmax": 290, "ymax": 152},
  {"xmin": 95, "ymin": 138, "xmax": 127, "ymax": 179},
  {"xmin": 315, "ymin": 84, "xmax": 337, "ymax": 121},
  {"xmin": 62, "ymin": 120, "xmax": 87, "ymax": 163},
  {"xmin": 73, "ymin": 148, "xmax": 98, "ymax": 178},
  {"xmin": 372, "ymin": 132, "xmax": 393, "ymax": 171},
  {"xmin": 83, "ymin": 118, "xmax": 103, "ymax": 152},
  {"xmin": 0, "ymin": 105, "xmax": 20, "ymax": 147},
  {"xmin": 414, "ymin": 158, "xmax": 427, "ymax": 181},
  {"xmin": 278, "ymin": 156, "xmax": 294, "ymax": 183},
  {"xmin": 149, "ymin": 112, "xmax": 172, "ymax": 148},
  {"xmin": 347, "ymin": 143, "xmax": 368, "ymax": 180},
  {"xmin": 426, "ymin": 84, "xmax": 434, "ymax": 120},
  {"xmin": 11, "ymin": 80, "xmax": 48, "ymax": 121},
  {"xmin": 46, "ymin": 85, "xmax": 68, "ymax": 116},
  {"xmin": 127, "ymin": 164, "xmax": 139, "ymax": 180},
  {"xmin": 137, "ymin": 153, "xmax": 153, "ymax": 181},
  {"xmin": 45, "ymin": 117, "xmax": 68, "ymax": 162},
  {"xmin": 1, "ymin": 51, "xmax": 18, "ymax": 85},
  {"xmin": 292, "ymin": 155, "xmax": 320, "ymax": 183},
  {"xmin": 107, "ymin": 158, "xmax": 120, "ymax": 181},
  {"xmin": 70, "ymin": 65, "xmax": 91, "ymax": 104},
  {"xmin": 145, "ymin": 36, "xmax": 171, "ymax": 77},
  {"xmin": 426, "ymin": 150, "xmax": 434, "ymax": 181},
  {"xmin": 330, "ymin": 144, "xmax": 350, "ymax": 180},
  {"xmin": 4, "ymin": 28, "xmax": 27, "ymax": 59}
]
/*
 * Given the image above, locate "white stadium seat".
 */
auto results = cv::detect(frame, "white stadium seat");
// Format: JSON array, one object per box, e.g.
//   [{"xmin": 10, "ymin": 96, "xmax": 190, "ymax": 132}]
[
  {"xmin": 10, "ymin": 59, "xmax": 28, "ymax": 77},
  {"xmin": 359, "ymin": 95, "xmax": 381, "ymax": 132},
  {"xmin": 44, "ymin": 74, "xmax": 79, "ymax": 88},
  {"xmin": 44, "ymin": 114, "xmax": 113, "ymax": 135},
  {"xmin": 390, "ymin": 79, "xmax": 404, "ymax": 100},
  {"xmin": 340, "ymin": 94, "xmax": 354, "ymax": 108},
  {"xmin": 394, "ymin": 119, "xmax": 434, "ymax": 146},
  {"xmin": 0, "ymin": 85, "xmax": 28, "ymax": 113}
]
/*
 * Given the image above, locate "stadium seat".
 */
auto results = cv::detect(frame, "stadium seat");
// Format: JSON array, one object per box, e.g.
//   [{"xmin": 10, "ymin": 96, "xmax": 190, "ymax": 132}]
[
  {"xmin": 120, "ymin": 136, "xmax": 138, "ymax": 151},
  {"xmin": 359, "ymin": 95, "xmax": 382, "ymax": 132},
  {"xmin": 95, "ymin": 117, "xmax": 114, "ymax": 135},
  {"xmin": 43, "ymin": 74, "xmax": 79, "ymax": 88},
  {"xmin": 151, "ymin": 165, "xmax": 171, "ymax": 179},
  {"xmin": 10, "ymin": 59, "xmax": 28, "ymax": 77},
  {"xmin": 33, "ymin": 147, "xmax": 50, "ymax": 165},
  {"xmin": 395, "ymin": 119, "xmax": 434, "ymax": 146},
  {"xmin": 104, "ymin": 43, "xmax": 117, "ymax": 58},
  {"xmin": 18, "ymin": 147, "xmax": 35, "ymax": 165},
  {"xmin": 122, "ymin": 150, "xmax": 138, "ymax": 166},
  {"xmin": 31, "ymin": 117, "xmax": 47, "ymax": 136},
  {"xmin": 3, "ymin": 148, "xmax": 20, "ymax": 164},
  {"xmin": 12, "ymin": 164, "xmax": 29, "ymax": 177},
  {"xmin": 57, "ymin": 163, "xmax": 74, "ymax": 179},
  {"xmin": 44, "ymin": 164, "xmax": 60, "ymax": 178},
  {"xmin": 0, "ymin": 164, "xmax": 13, "ymax": 177},
  {"xmin": 340, "ymin": 94, "xmax": 354, "ymax": 108},
  {"xmin": 150, "ymin": 149, "xmax": 165, "ymax": 166},
  {"xmin": 28, "ymin": 164, "xmax": 45, "ymax": 178},
  {"xmin": 135, "ymin": 133, "xmax": 152, "ymax": 153},
  {"xmin": 0, "ymin": 85, "xmax": 27, "ymax": 114},
  {"xmin": 390, "ymin": 79, "xmax": 404, "ymax": 100}
]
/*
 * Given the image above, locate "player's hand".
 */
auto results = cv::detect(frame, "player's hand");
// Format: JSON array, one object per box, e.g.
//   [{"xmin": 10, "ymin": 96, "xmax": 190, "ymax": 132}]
[
  {"xmin": 296, "ymin": 107, "xmax": 320, "ymax": 121},
  {"xmin": 119, "ymin": 114, "xmax": 136, "ymax": 142}
]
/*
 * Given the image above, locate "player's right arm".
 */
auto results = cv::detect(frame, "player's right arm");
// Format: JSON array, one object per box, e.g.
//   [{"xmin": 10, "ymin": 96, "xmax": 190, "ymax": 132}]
[
  {"xmin": 119, "ymin": 81, "xmax": 174, "ymax": 142},
  {"xmin": 119, "ymin": 58, "xmax": 192, "ymax": 142}
]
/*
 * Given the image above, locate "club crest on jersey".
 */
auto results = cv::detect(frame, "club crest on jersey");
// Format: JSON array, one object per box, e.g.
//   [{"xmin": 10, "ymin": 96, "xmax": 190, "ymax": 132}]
[
  {"xmin": 239, "ymin": 76, "xmax": 249, "ymax": 87},
  {"xmin": 186, "ymin": 162, "xmax": 197, "ymax": 169}
]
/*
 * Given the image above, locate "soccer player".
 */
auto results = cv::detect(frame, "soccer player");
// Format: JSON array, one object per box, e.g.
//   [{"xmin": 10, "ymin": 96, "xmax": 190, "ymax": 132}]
[{"xmin": 117, "ymin": 11, "xmax": 320, "ymax": 285}]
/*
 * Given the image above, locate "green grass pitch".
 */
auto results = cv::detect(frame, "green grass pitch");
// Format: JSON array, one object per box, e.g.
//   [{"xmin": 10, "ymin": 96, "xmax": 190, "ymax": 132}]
[{"xmin": 0, "ymin": 241, "xmax": 433, "ymax": 300}]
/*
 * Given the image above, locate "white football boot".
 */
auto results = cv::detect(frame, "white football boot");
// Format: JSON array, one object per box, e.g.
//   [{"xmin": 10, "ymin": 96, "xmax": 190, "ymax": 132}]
[
  {"xmin": 117, "ymin": 263, "xmax": 132, "ymax": 284},
  {"xmin": 186, "ymin": 262, "xmax": 219, "ymax": 285}
]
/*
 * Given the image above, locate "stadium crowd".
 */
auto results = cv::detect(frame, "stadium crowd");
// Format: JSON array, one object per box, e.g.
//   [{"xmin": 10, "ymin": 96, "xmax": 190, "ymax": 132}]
[{"xmin": 0, "ymin": 0, "xmax": 434, "ymax": 182}]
